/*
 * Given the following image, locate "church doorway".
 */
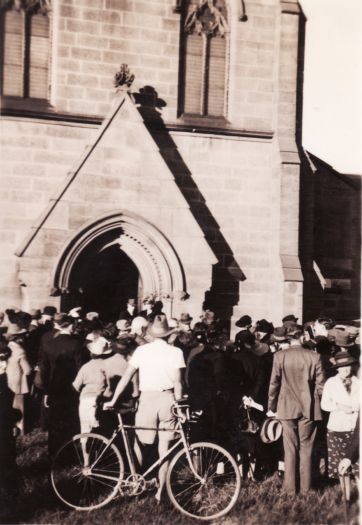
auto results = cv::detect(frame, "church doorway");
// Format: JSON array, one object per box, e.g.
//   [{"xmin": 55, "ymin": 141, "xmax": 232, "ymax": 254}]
[
  {"xmin": 53, "ymin": 211, "xmax": 187, "ymax": 321},
  {"xmin": 61, "ymin": 230, "xmax": 140, "ymax": 322}
]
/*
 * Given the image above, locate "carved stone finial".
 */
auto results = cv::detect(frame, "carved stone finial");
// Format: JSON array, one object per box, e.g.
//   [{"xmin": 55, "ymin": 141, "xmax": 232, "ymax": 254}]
[{"xmin": 114, "ymin": 64, "xmax": 135, "ymax": 89}]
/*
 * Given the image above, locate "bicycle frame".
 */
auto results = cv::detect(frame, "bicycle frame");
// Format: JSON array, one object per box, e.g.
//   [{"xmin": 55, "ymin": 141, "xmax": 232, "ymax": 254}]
[{"xmin": 89, "ymin": 411, "xmax": 204, "ymax": 482}]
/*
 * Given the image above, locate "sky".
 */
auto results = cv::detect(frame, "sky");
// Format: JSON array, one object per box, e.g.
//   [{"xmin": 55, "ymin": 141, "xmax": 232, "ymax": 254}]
[{"xmin": 299, "ymin": 0, "xmax": 362, "ymax": 174}]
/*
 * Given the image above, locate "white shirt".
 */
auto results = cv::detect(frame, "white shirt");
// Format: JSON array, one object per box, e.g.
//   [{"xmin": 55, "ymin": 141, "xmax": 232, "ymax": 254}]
[
  {"xmin": 321, "ymin": 374, "xmax": 359, "ymax": 432},
  {"xmin": 130, "ymin": 339, "xmax": 185, "ymax": 392}
]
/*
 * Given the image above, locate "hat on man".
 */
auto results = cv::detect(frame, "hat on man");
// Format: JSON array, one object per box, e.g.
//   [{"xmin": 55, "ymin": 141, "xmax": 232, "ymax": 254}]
[
  {"xmin": 331, "ymin": 350, "xmax": 357, "ymax": 368},
  {"xmin": 260, "ymin": 417, "xmax": 283, "ymax": 444},
  {"xmin": 87, "ymin": 336, "xmax": 112, "ymax": 356},
  {"xmin": 271, "ymin": 326, "xmax": 288, "ymax": 343},
  {"xmin": 179, "ymin": 313, "xmax": 193, "ymax": 324},
  {"xmin": 43, "ymin": 306, "xmax": 57, "ymax": 317},
  {"xmin": 331, "ymin": 328, "xmax": 355, "ymax": 348},
  {"xmin": 282, "ymin": 314, "xmax": 298, "ymax": 324},
  {"xmin": 116, "ymin": 319, "xmax": 131, "ymax": 332},
  {"xmin": 255, "ymin": 319, "xmax": 274, "ymax": 335},
  {"xmin": 86, "ymin": 311, "xmax": 99, "ymax": 321},
  {"xmin": 69, "ymin": 307, "xmax": 82, "ymax": 319},
  {"xmin": 235, "ymin": 315, "xmax": 252, "ymax": 328},
  {"xmin": 147, "ymin": 314, "xmax": 175, "ymax": 338}
]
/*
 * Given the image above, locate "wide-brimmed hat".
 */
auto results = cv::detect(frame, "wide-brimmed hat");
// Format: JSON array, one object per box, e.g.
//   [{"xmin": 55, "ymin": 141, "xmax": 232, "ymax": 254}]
[
  {"xmin": 87, "ymin": 336, "xmax": 112, "ymax": 356},
  {"xmin": 147, "ymin": 314, "xmax": 175, "ymax": 338},
  {"xmin": 260, "ymin": 417, "xmax": 282, "ymax": 444},
  {"xmin": 235, "ymin": 315, "xmax": 252, "ymax": 328},
  {"xmin": 282, "ymin": 314, "xmax": 298, "ymax": 324},
  {"xmin": 255, "ymin": 319, "xmax": 274, "ymax": 335},
  {"xmin": 116, "ymin": 319, "xmax": 131, "ymax": 332},
  {"xmin": 271, "ymin": 326, "xmax": 288, "ymax": 342},
  {"xmin": 68, "ymin": 307, "xmax": 82, "ymax": 319},
  {"xmin": 179, "ymin": 313, "xmax": 193, "ymax": 324},
  {"xmin": 42, "ymin": 306, "xmax": 57, "ymax": 317},
  {"xmin": 331, "ymin": 351, "xmax": 357, "ymax": 368},
  {"xmin": 86, "ymin": 311, "xmax": 99, "ymax": 321}
]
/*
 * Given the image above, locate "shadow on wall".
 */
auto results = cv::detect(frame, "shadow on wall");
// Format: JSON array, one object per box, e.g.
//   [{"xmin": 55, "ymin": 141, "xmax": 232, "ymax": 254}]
[
  {"xmin": 133, "ymin": 86, "xmax": 245, "ymax": 325},
  {"xmin": 299, "ymin": 151, "xmax": 361, "ymax": 322}
]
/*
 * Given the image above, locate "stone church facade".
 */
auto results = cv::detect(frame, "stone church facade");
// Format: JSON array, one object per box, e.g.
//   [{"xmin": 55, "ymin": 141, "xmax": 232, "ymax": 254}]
[{"xmin": 0, "ymin": 0, "xmax": 314, "ymax": 327}]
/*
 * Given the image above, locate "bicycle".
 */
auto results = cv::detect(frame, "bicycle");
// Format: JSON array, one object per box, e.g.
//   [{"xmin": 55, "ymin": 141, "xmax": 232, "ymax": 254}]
[{"xmin": 51, "ymin": 400, "xmax": 241, "ymax": 521}]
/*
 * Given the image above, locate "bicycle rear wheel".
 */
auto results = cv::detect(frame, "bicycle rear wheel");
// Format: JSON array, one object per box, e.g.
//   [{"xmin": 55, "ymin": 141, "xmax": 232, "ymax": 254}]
[
  {"xmin": 166, "ymin": 441, "xmax": 241, "ymax": 521},
  {"xmin": 51, "ymin": 432, "xmax": 124, "ymax": 511}
]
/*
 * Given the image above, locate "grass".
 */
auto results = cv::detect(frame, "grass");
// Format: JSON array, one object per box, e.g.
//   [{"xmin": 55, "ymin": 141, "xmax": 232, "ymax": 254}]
[{"xmin": 0, "ymin": 429, "xmax": 359, "ymax": 525}]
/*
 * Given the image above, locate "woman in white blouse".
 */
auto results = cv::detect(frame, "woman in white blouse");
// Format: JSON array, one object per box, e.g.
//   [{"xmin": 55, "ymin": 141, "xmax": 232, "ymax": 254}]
[{"xmin": 321, "ymin": 351, "xmax": 359, "ymax": 480}]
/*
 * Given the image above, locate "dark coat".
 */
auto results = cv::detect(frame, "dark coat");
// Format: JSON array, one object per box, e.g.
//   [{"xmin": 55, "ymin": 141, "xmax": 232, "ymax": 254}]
[
  {"xmin": 39, "ymin": 333, "xmax": 82, "ymax": 396},
  {"xmin": 268, "ymin": 345, "xmax": 325, "ymax": 421}
]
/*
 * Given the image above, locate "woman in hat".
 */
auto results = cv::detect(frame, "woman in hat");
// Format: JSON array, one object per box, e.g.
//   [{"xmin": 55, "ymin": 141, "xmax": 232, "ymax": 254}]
[
  {"xmin": 321, "ymin": 351, "xmax": 360, "ymax": 481},
  {"xmin": 5, "ymin": 323, "xmax": 32, "ymax": 435}
]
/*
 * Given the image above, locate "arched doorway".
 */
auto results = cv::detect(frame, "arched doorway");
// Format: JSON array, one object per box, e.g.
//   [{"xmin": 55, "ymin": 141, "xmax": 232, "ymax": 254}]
[
  {"xmin": 61, "ymin": 230, "xmax": 140, "ymax": 321},
  {"xmin": 52, "ymin": 211, "xmax": 186, "ymax": 320}
]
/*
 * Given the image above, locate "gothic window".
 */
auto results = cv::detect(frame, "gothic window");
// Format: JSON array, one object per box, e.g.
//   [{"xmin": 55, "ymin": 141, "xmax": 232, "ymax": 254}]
[
  {"xmin": 0, "ymin": 0, "xmax": 51, "ymax": 104},
  {"xmin": 180, "ymin": 0, "xmax": 229, "ymax": 119}
]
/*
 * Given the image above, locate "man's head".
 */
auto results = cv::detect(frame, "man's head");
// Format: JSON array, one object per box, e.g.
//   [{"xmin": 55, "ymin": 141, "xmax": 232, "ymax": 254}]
[
  {"xmin": 128, "ymin": 298, "xmax": 136, "ymax": 306},
  {"xmin": 56, "ymin": 313, "xmax": 76, "ymax": 333},
  {"xmin": 147, "ymin": 314, "xmax": 175, "ymax": 339}
]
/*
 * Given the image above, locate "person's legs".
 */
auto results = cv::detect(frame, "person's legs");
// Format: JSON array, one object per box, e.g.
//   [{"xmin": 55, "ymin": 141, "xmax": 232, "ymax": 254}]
[
  {"xmin": 298, "ymin": 417, "xmax": 317, "ymax": 493},
  {"xmin": 157, "ymin": 392, "xmax": 178, "ymax": 501},
  {"xmin": 281, "ymin": 419, "xmax": 298, "ymax": 494},
  {"xmin": 155, "ymin": 439, "xmax": 172, "ymax": 501}
]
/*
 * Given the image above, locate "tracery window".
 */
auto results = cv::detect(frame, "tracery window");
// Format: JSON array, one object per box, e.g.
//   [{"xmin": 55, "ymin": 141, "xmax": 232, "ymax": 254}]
[
  {"xmin": 180, "ymin": 0, "xmax": 229, "ymax": 118},
  {"xmin": 0, "ymin": 0, "xmax": 51, "ymax": 102}
]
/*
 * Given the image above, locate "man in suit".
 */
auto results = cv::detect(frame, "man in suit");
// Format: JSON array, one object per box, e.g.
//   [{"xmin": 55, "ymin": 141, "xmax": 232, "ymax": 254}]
[{"xmin": 268, "ymin": 329, "xmax": 325, "ymax": 494}]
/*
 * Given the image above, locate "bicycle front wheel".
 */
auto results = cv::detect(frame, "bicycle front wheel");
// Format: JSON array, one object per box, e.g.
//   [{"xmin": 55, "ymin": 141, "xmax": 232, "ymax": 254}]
[
  {"xmin": 51, "ymin": 432, "xmax": 124, "ymax": 511},
  {"xmin": 166, "ymin": 441, "xmax": 241, "ymax": 521}
]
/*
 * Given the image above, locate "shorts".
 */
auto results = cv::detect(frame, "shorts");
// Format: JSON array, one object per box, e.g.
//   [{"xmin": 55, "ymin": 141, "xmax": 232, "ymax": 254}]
[
  {"xmin": 136, "ymin": 391, "xmax": 177, "ymax": 444},
  {"xmin": 79, "ymin": 396, "xmax": 99, "ymax": 434}
]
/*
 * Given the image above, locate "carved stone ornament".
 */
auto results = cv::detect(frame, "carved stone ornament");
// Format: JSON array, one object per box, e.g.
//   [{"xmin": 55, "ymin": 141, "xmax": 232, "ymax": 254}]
[
  {"xmin": 114, "ymin": 64, "xmax": 135, "ymax": 89},
  {"xmin": 184, "ymin": 0, "xmax": 229, "ymax": 37},
  {"xmin": 0, "ymin": 0, "xmax": 51, "ymax": 14}
]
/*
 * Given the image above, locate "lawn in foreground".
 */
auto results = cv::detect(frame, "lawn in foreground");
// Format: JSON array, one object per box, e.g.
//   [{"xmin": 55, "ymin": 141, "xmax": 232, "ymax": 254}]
[{"xmin": 1, "ymin": 429, "xmax": 359, "ymax": 525}]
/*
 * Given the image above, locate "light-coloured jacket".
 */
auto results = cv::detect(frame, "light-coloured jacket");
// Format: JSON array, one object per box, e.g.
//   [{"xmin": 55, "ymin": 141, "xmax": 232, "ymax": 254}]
[
  {"xmin": 7, "ymin": 341, "xmax": 32, "ymax": 394},
  {"xmin": 321, "ymin": 374, "xmax": 359, "ymax": 432}
]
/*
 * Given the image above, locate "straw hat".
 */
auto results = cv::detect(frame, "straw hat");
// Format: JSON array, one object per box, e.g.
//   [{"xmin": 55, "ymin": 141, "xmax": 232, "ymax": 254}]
[{"xmin": 260, "ymin": 417, "xmax": 283, "ymax": 444}]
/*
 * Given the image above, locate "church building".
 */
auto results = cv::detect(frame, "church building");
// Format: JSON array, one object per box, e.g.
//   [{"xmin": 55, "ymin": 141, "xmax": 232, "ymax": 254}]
[{"xmin": 2, "ymin": 0, "xmax": 356, "ymax": 328}]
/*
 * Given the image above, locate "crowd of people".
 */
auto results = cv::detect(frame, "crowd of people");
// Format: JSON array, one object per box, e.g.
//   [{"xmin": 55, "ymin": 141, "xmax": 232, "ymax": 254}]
[{"xmin": 0, "ymin": 296, "xmax": 359, "ymax": 502}]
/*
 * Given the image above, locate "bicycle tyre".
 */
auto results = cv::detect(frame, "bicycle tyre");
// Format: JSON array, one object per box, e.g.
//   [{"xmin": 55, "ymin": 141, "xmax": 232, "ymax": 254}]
[
  {"xmin": 166, "ymin": 441, "xmax": 241, "ymax": 521},
  {"xmin": 51, "ymin": 432, "xmax": 124, "ymax": 511}
]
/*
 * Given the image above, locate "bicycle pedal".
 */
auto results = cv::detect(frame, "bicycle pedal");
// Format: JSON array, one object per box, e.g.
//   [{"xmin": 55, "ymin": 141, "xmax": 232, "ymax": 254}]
[{"xmin": 145, "ymin": 479, "xmax": 159, "ymax": 490}]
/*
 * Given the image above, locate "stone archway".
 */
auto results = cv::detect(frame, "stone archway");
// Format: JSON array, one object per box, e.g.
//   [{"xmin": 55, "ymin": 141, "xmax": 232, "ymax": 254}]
[{"xmin": 51, "ymin": 211, "xmax": 187, "ymax": 318}]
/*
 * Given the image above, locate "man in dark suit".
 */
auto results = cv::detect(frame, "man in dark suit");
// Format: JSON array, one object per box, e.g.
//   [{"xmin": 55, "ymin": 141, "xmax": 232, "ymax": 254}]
[{"xmin": 268, "ymin": 329, "xmax": 325, "ymax": 494}]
